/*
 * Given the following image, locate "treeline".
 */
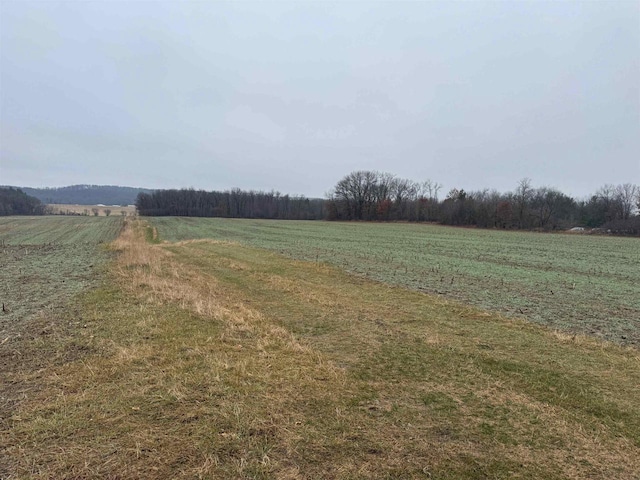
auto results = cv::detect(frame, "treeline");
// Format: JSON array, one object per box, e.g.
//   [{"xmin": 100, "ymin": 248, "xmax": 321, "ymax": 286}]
[
  {"xmin": 12, "ymin": 185, "xmax": 154, "ymax": 206},
  {"xmin": 134, "ymin": 172, "xmax": 640, "ymax": 235},
  {"xmin": 136, "ymin": 189, "xmax": 325, "ymax": 220},
  {"xmin": 0, "ymin": 187, "xmax": 50, "ymax": 216},
  {"xmin": 327, "ymin": 171, "xmax": 640, "ymax": 235}
]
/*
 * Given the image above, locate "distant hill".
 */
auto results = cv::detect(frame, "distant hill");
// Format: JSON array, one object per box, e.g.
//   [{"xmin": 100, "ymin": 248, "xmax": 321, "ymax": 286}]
[
  {"xmin": 0, "ymin": 187, "xmax": 47, "ymax": 215},
  {"xmin": 3, "ymin": 185, "xmax": 154, "ymax": 206}
]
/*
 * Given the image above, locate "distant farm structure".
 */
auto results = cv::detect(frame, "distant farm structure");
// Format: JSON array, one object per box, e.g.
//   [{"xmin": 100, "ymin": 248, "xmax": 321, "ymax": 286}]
[{"xmin": 47, "ymin": 204, "xmax": 136, "ymax": 217}]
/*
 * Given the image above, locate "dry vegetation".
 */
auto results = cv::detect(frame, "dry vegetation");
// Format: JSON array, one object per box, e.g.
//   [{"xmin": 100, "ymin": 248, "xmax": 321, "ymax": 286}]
[
  {"xmin": 47, "ymin": 204, "xmax": 136, "ymax": 216},
  {"xmin": 149, "ymin": 217, "xmax": 640, "ymax": 346},
  {"xmin": 2, "ymin": 217, "xmax": 639, "ymax": 479}
]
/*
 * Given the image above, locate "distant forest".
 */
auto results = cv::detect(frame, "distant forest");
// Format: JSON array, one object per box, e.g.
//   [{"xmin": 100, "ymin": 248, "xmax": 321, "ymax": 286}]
[
  {"xmin": 0, "ymin": 187, "xmax": 49, "ymax": 216},
  {"xmin": 136, "ymin": 189, "xmax": 324, "ymax": 220},
  {"xmin": 3, "ymin": 173, "xmax": 638, "ymax": 235},
  {"xmin": 137, "ymin": 171, "xmax": 640, "ymax": 235},
  {"xmin": 10, "ymin": 185, "xmax": 154, "ymax": 206},
  {"xmin": 325, "ymin": 171, "xmax": 639, "ymax": 235}
]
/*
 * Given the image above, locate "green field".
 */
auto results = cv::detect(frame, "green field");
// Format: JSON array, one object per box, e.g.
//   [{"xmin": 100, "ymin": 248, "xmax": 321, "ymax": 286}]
[
  {"xmin": 0, "ymin": 216, "xmax": 123, "ymax": 340},
  {"xmin": 0, "ymin": 215, "xmax": 123, "ymax": 245},
  {"xmin": 149, "ymin": 217, "xmax": 640, "ymax": 346}
]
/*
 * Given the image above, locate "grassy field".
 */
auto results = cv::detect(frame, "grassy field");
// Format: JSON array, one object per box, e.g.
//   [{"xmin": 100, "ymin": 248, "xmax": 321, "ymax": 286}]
[
  {"xmin": 0, "ymin": 216, "xmax": 123, "ymax": 322},
  {"xmin": 0, "ymin": 215, "xmax": 124, "ymax": 244},
  {"xmin": 0, "ymin": 216, "xmax": 123, "ymax": 441},
  {"xmin": 2, "ymin": 216, "xmax": 639, "ymax": 479},
  {"xmin": 149, "ymin": 217, "xmax": 640, "ymax": 346}
]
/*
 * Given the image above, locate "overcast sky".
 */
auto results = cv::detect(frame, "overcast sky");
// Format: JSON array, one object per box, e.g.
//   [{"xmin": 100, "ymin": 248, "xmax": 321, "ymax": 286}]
[{"xmin": 1, "ymin": 1, "xmax": 639, "ymax": 198}]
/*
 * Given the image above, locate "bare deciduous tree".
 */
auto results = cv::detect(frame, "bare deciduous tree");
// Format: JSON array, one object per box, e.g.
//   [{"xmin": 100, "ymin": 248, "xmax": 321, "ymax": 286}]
[
  {"xmin": 422, "ymin": 179, "xmax": 442, "ymax": 201},
  {"xmin": 332, "ymin": 170, "xmax": 380, "ymax": 220},
  {"xmin": 515, "ymin": 178, "xmax": 533, "ymax": 228},
  {"xmin": 615, "ymin": 183, "xmax": 638, "ymax": 220},
  {"xmin": 531, "ymin": 187, "xmax": 575, "ymax": 229}
]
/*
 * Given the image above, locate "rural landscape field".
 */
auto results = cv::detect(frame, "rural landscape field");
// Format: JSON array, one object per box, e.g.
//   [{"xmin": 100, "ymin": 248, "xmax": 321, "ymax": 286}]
[
  {"xmin": 2, "ymin": 215, "xmax": 639, "ymax": 479},
  {"xmin": 0, "ymin": 216, "xmax": 123, "ymax": 327},
  {"xmin": 150, "ymin": 217, "xmax": 640, "ymax": 346},
  {"xmin": 47, "ymin": 204, "xmax": 136, "ymax": 217}
]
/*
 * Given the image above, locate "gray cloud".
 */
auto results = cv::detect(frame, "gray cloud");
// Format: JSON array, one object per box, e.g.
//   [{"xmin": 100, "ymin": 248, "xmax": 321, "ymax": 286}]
[{"xmin": 1, "ymin": 1, "xmax": 638, "ymax": 198}]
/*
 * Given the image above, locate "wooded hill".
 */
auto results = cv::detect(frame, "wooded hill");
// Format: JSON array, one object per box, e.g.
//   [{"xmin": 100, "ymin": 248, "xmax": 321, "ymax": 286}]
[
  {"xmin": 5, "ymin": 185, "xmax": 153, "ymax": 206},
  {"xmin": 0, "ymin": 187, "xmax": 48, "ymax": 216}
]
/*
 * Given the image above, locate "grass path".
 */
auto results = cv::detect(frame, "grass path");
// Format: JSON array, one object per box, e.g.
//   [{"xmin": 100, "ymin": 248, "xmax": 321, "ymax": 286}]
[
  {"xmin": 2, "ymin": 219, "xmax": 639, "ymax": 479},
  {"xmin": 149, "ymin": 217, "xmax": 640, "ymax": 346}
]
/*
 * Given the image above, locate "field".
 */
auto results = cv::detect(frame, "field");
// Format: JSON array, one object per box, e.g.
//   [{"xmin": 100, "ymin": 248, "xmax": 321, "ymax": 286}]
[
  {"xmin": 0, "ymin": 216, "xmax": 123, "ymax": 436},
  {"xmin": 47, "ymin": 203, "xmax": 136, "ymax": 216},
  {"xmin": 0, "ymin": 216, "xmax": 123, "ymax": 325},
  {"xmin": 2, "ymin": 216, "xmax": 639, "ymax": 479},
  {"xmin": 149, "ymin": 217, "xmax": 640, "ymax": 346}
]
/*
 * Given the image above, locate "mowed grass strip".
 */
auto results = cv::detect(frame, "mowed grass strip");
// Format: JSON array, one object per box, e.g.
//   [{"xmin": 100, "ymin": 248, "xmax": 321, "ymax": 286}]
[
  {"xmin": 3, "ymin": 219, "xmax": 639, "ymax": 479},
  {"xmin": 149, "ymin": 217, "xmax": 640, "ymax": 346}
]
